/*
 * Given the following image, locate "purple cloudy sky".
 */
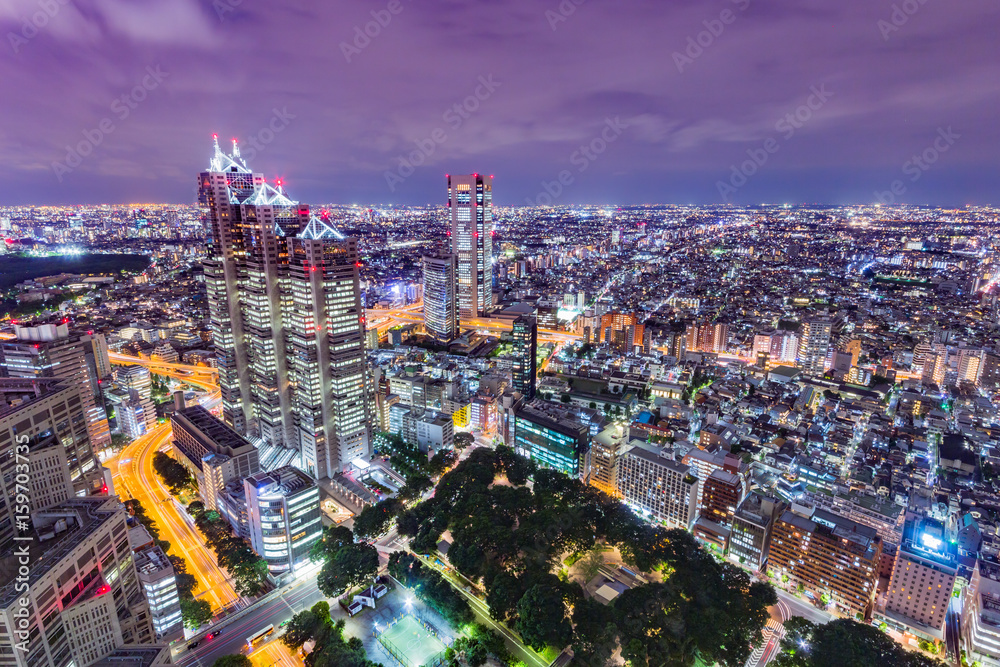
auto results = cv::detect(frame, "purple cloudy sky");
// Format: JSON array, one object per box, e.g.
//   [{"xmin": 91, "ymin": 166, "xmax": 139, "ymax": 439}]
[{"xmin": 1, "ymin": 0, "xmax": 998, "ymax": 206}]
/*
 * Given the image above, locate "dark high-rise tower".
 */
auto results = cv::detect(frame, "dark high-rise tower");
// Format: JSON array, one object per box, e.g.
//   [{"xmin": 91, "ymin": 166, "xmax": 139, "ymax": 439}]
[
  {"xmin": 512, "ymin": 315, "xmax": 537, "ymax": 399},
  {"xmin": 448, "ymin": 174, "xmax": 493, "ymax": 318},
  {"xmin": 422, "ymin": 253, "xmax": 458, "ymax": 342},
  {"xmin": 199, "ymin": 137, "xmax": 371, "ymax": 478}
]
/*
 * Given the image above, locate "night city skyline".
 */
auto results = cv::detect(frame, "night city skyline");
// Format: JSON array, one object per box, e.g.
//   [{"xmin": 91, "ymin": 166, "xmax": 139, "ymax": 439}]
[
  {"xmin": 2, "ymin": 3, "xmax": 1000, "ymax": 667},
  {"xmin": 1, "ymin": 0, "xmax": 998, "ymax": 206}
]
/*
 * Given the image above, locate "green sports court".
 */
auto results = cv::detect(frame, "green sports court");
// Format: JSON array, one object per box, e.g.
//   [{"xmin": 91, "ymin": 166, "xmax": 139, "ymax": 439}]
[{"xmin": 377, "ymin": 615, "xmax": 447, "ymax": 667}]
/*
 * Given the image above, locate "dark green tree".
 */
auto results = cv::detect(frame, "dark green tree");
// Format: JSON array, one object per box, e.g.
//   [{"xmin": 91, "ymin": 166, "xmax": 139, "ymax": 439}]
[
  {"xmin": 352, "ymin": 498, "xmax": 403, "ymax": 541},
  {"xmin": 398, "ymin": 472, "xmax": 433, "ymax": 501},
  {"xmin": 180, "ymin": 597, "xmax": 212, "ymax": 630},
  {"xmin": 211, "ymin": 656, "xmax": 252, "ymax": 667},
  {"xmin": 772, "ymin": 618, "xmax": 945, "ymax": 667},
  {"xmin": 515, "ymin": 582, "xmax": 573, "ymax": 651},
  {"xmin": 152, "ymin": 451, "xmax": 194, "ymax": 494},
  {"xmin": 312, "ymin": 526, "xmax": 379, "ymax": 598},
  {"xmin": 571, "ymin": 597, "xmax": 617, "ymax": 667}
]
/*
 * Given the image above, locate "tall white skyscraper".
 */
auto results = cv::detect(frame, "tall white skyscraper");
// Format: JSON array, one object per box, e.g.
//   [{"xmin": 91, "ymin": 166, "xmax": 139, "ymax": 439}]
[
  {"xmin": 199, "ymin": 137, "xmax": 371, "ymax": 478},
  {"xmin": 448, "ymin": 174, "xmax": 493, "ymax": 318}
]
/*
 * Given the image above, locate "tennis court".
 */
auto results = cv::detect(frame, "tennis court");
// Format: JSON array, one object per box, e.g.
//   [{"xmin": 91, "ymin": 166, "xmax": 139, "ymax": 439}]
[{"xmin": 377, "ymin": 615, "xmax": 447, "ymax": 667}]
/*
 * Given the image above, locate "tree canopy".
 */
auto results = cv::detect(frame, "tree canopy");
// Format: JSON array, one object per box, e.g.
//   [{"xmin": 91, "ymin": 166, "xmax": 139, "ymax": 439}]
[
  {"xmin": 281, "ymin": 601, "xmax": 379, "ymax": 667},
  {"xmin": 352, "ymin": 498, "xmax": 403, "ymax": 541},
  {"xmin": 772, "ymin": 618, "xmax": 945, "ymax": 667},
  {"xmin": 394, "ymin": 445, "xmax": 776, "ymax": 664},
  {"xmin": 310, "ymin": 526, "xmax": 379, "ymax": 598},
  {"xmin": 152, "ymin": 451, "xmax": 195, "ymax": 494},
  {"xmin": 192, "ymin": 506, "xmax": 268, "ymax": 597},
  {"xmin": 211, "ymin": 655, "xmax": 252, "ymax": 667}
]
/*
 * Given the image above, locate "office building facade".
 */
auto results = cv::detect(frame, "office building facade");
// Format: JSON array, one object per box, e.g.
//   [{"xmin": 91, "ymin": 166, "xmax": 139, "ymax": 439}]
[
  {"xmin": 422, "ymin": 253, "xmax": 458, "ymax": 342},
  {"xmin": 133, "ymin": 547, "xmax": 182, "ymax": 639},
  {"xmin": 617, "ymin": 444, "xmax": 698, "ymax": 530},
  {"xmin": 963, "ymin": 557, "xmax": 1000, "ymax": 667},
  {"xmin": 512, "ymin": 400, "xmax": 590, "ymax": 479},
  {"xmin": 799, "ymin": 317, "xmax": 833, "ymax": 376},
  {"xmin": 0, "ymin": 378, "xmax": 99, "ymax": 542},
  {"xmin": 511, "ymin": 315, "xmax": 537, "ymax": 399},
  {"xmin": 0, "ymin": 322, "xmax": 111, "ymax": 472},
  {"xmin": 881, "ymin": 516, "xmax": 958, "ymax": 642},
  {"xmin": 0, "ymin": 497, "xmax": 157, "ymax": 667},
  {"xmin": 170, "ymin": 405, "xmax": 260, "ymax": 511},
  {"xmin": 245, "ymin": 467, "xmax": 322, "ymax": 578},
  {"xmin": 448, "ymin": 174, "xmax": 493, "ymax": 318}
]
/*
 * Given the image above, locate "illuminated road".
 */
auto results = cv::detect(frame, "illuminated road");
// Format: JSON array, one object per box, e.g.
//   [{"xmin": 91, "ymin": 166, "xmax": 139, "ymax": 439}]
[
  {"xmin": 367, "ymin": 308, "xmax": 581, "ymax": 344},
  {"xmin": 116, "ymin": 424, "xmax": 241, "ymax": 613},
  {"xmin": 174, "ymin": 576, "xmax": 325, "ymax": 667},
  {"xmin": 248, "ymin": 636, "xmax": 301, "ymax": 667},
  {"xmin": 108, "ymin": 351, "xmax": 219, "ymax": 383},
  {"xmin": 109, "ymin": 353, "xmax": 221, "ymax": 409},
  {"xmin": 108, "ymin": 354, "xmax": 234, "ymax": 612}
]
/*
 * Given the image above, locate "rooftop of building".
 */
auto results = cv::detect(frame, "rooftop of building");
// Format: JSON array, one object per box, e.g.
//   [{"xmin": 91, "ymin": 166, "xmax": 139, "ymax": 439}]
[
  {"xmin": 90, "ymin": 646, "xmax": 171, "ymax": 667},
  {"xmin": 246, "ymin": 465, "xmax": 316, "ymax": 498},
  {"xmin": 516, "ymin": 399, "xmax": 589, "ymax": 437},
  {"xmin": 900, "ymin": 515, "xmax": 958, "ymax": 569},
  {"xmin": 0, "ymin": 376, "xmax": 69, "ymax": 419},
  {"xmin": 837, "ymin": 489, "xmax": 905, "ymax": 520},
  {"xmin": 623, "ymin": 443, "xmax": 691, "ymax": 476},
  {"xmin": 172, "ymin": 405, "xmax": 256, "ymax": 456},
  {"xmin": 134, "ymin": 545, "xmax": 174, "ymax": 577},
  {"xmin": 779, "ymin": 506, "xmax": 880, "ymax": 553}
]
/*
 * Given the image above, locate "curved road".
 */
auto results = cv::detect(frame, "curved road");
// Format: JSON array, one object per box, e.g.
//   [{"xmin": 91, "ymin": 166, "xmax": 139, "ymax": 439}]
[
  {"xmin": 116, "ymin": 424, "xmax": 241, "ymax": 612},
  {"xmin": 109, "ymin": 355, "xmax": 238, "ymax": 612}
]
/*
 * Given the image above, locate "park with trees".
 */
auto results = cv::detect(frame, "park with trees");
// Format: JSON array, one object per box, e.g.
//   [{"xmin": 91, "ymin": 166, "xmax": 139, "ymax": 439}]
[
  {"xmin": 371, "ymin": 445, "xmax": 779, "ymax": 666},
  {"xmin": 771, "ymin": 617, "xmax": 944, "ymax": 667}
]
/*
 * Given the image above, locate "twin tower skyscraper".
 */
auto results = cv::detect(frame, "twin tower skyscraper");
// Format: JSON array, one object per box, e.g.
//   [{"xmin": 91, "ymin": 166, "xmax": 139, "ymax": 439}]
[
  {"xmin": 200, "ymin": 138, "xmax": 370, "ymax": 479},
  {"xmin": 201, "ymin": 140, "xmax": 494, "ymax": 479}
]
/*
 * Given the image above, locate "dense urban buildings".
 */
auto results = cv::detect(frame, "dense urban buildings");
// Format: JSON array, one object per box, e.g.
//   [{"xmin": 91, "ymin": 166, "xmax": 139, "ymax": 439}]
[{"xmin": 3, "ymin": 195, "xmax": 1000, "ymax": 667}]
